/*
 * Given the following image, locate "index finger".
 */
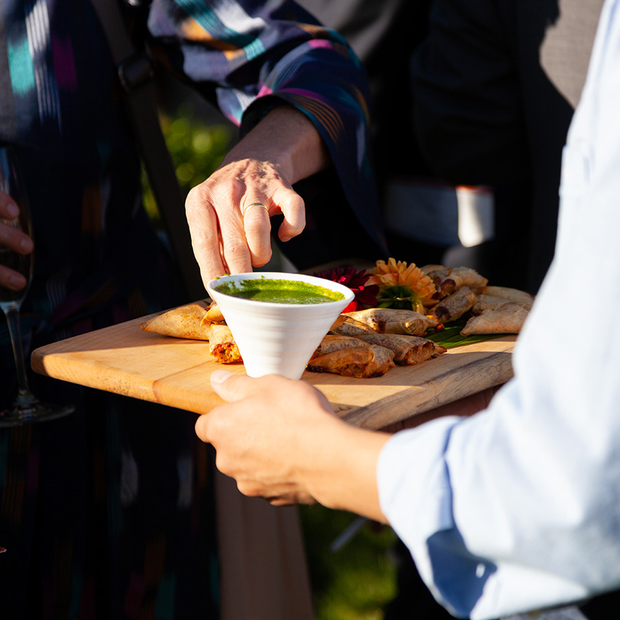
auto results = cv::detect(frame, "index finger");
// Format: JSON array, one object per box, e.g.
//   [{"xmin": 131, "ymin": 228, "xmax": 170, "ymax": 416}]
[{"xmin": 185, "ymin": 185, "xmax": 230, "ymax": 284}]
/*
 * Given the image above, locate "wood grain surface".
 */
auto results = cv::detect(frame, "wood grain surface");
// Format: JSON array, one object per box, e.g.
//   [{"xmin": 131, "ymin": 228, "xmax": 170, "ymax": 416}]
[{"xmin": 31, "ymin": 312, "xmax": 516, "ymax": 429}]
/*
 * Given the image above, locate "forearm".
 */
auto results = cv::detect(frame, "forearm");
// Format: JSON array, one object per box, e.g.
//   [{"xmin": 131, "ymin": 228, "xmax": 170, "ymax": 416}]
[
  {"xmin": 222, "ymin": 105, "xmax": 331, "ymax": 186},
  {"xmin": 299, "ymin": 418, "xmax": 390, "ymax": 522}
]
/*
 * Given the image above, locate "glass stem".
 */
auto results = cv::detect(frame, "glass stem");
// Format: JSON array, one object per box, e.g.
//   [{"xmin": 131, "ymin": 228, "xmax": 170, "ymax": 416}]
[{"xmin": 3, "ymin": 306, "xmax": 30, "ymax": 395}]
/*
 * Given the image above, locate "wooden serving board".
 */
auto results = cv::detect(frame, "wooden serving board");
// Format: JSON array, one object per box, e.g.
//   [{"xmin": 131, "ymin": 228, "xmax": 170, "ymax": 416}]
[{"xmin": 31, "ymin": 312, "xmax": 516, "ymax": 430}]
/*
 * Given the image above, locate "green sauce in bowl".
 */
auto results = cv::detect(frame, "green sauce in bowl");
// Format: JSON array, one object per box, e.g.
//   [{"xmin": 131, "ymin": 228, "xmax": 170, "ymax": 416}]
[{"xmin": 213, "ymin": 278, "xmax": 344, "ymax": 304}]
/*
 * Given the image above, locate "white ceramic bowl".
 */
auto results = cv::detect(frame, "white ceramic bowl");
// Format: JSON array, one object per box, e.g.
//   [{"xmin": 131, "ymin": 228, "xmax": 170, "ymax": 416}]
[{"xmin": 207, "ymin": 272, "xmax": 354, "ymax": 379}]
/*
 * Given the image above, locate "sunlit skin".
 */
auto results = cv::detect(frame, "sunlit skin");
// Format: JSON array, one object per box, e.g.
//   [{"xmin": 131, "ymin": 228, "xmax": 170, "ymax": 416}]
[
  {"xmin": 185, "ymin": 105, "xmax": 330, "ymax": 286},
  {"xmin": 195, "ymin": 371, "xmax": 500, "ymax": 520},
  {"xmin": 0, "ymin": 192, "xmax": 33, "ymax": 291}
]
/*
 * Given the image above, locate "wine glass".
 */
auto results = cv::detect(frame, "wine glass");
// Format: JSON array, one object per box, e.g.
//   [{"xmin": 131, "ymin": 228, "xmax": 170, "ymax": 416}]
[{"xmin": 0, "ymin": 145, "xmax": 74, "ymax": 427}]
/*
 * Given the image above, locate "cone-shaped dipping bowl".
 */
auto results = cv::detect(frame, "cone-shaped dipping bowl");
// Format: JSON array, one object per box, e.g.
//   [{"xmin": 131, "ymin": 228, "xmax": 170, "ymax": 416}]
[{"xmin": 207, "ymin": 272, "xmax": 354, "ymax": 379}]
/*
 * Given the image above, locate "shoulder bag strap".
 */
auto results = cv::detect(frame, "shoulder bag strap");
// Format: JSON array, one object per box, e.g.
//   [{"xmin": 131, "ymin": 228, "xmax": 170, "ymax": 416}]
[{"xmin": 89, "ymin": 0, "xmax": 206, "ymax": 300}]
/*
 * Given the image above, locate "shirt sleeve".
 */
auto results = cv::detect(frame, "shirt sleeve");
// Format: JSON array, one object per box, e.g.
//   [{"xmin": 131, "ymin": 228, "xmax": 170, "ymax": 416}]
[
  {"xmin": 378, "ymin": 2, "xmax": 620, "ymax": 617},
  {"xmin": 146, "ymin": 0, "xmax": 385, "ymax": 250}
]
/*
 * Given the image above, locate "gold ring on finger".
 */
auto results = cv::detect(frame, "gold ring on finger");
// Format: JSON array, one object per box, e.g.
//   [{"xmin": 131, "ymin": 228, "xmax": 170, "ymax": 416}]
[{"xmin": 243, "ymin": 202, "xmax": 269, "ymax": 216}]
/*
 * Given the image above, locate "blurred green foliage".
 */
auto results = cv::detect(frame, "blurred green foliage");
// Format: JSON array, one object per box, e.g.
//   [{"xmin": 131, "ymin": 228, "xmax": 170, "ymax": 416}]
[
  {"xmin": 143, "ymin": 103, "xmax": 235, "ymax": 229},
  {"xmin": 300, "ymin": 505, "xmax": 398, "ymax": 620}
]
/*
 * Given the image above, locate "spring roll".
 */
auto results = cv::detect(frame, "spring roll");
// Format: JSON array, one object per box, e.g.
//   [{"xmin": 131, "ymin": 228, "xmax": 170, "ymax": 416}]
[
  {"xmin": 330, "ymin": 317, "xmax": 375, "ymax": 337},
  {"xmin": 447, "ymin": 267, "xmax": 489, "ymax": 289},
  {"xmin": 428, "ymin": 287, "xmax": 477, "ymax": 323},
  {"xmin": 209, "ymin": 324, "xmax": 242, "ymax": 363},
  {"xmin": 310, "ymin": 335, "xmax": 370, "ymax": 359},
  {"xmin": 424, "ymin": 266, "xmax": 488, "ymax": 300},
  {"xmin": 140, "ymin": 303, "xmax": 210, "ymax": 340},
  {"xmin": 307, "ymin": 344, "xmax": 395, "ymax": 378},
  {"xmin": 344, "ymin": 308, "xmax": 438, "ymax": 336},
  {"xmin": 329, "ymin": 314, "xmax": 346, "ymax": 332},
  {"xmin": 475, "ymin": 286, "xmax": 534, "ymax": 307},
  {"xmin": 422, "ymin": 267, "xmax": 457, "ymax": 299},
  {"xmin": 460, "ymin": 303, "xmax": 529, "ymax": 336},
  {"xmin": 420, "ymin": 264, "xmax": 447, "ymax": 276},
  {"xmin": 356, "ymin": 333, "xmax": 446, "ymax": 365}
]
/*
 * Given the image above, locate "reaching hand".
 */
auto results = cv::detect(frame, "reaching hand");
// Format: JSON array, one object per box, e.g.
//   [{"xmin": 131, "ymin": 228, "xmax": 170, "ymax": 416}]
[
  {"xmin": 185, "ymin": 105, "xmax": 329, "ymax": 286},
  {"xmin": 0, "ymin": 191, "xmax": 33, "ymax": 292},
  {"xmin": 185, "ymin": 156, "xmax": 305, "ymax": 282}
]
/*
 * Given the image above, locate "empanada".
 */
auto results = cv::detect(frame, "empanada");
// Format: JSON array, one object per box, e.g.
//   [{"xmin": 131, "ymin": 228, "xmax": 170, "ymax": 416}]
[
  {"xmin": 460, "ymin": 303, "xmax": 529, "ymax": 336},
  {"xmin": 475, "ymin": 286, "xmax": 534, "ymax": 308},
  {"xmin": 140, "ymin": 303, "xmax": 210, "ymax": 340}
]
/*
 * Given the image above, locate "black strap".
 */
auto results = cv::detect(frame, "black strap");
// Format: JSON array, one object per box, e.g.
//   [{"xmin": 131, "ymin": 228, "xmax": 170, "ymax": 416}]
[{"xmin": 89, "ymin": 0, "xmax": 206, "ymax": 300}]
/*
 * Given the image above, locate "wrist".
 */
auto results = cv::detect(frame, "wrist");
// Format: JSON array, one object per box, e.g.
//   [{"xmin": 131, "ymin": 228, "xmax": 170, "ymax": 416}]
[
  {"xmin": 300, "ymin": 416, "xmax": 390, "ymax": 522},
  {"xmin": 229, "ymin": 105, "xmax": 330, "ymax": 185}
]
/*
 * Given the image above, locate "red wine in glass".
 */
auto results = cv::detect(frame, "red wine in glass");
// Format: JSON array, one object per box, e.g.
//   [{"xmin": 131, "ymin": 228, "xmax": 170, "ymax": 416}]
[{"xmin": 0, "ymin": 145, "xmax": 74, "ymax": 426}]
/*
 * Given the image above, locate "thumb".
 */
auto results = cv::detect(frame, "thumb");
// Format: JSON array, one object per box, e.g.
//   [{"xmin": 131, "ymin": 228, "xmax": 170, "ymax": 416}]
[{"xmin": 210, "ymin": 370, "xmax": 260, "ymax": 403}]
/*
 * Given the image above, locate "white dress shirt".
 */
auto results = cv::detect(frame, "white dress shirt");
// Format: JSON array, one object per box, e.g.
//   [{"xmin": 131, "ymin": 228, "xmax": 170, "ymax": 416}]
[{"xmin": 377, "ymin": 1, "xmax": 620, "ymax": 618}]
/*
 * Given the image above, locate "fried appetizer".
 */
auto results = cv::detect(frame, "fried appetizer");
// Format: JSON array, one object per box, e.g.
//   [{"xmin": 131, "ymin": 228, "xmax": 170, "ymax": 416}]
[
  {"xmin": 202, "ymin": 301, "xmax": 226, "ymax": 324},
  {"xmin": 329, "ymin": 314, "xmax": 346, "ymax": 332},
  {"xmin": 472, "ymin": 294, "xmax": 515, "ymax": 314},
  {"xmin": 330, "ymin": 316, "xmax": 375, "ymax": 337},
  {"xmin": 140, "ymin": 303, "xmax": 210, "ymax": 340},
  {"xmin": 422, "ymin": 266, "xmax": 457, "ymax": 299},
  {"xmin": 208, "ymin": 324, "xmax": 242, "ymax": 363},
  {"xmin": 448, "ymin": 267, "xmax": 489, "ymax": 290},
  {"xmin": 475, "ymin": 286, "xmax": 534, "ymax": 308},
  {"xmin": 428, "ymin": 287, "xmax": 477, "ymax": 323},
  {"xmin": 344, "ymin": 308, "xmax": 438, "ymax": 336},
  {"xmin": 308, "ymin": 343, "xmax": 395, "ymax": 378},
  {"xmin": 310, "ymin": 334, "xmax": 369, "ymax": 358},
  {"xmin": 423, "ymin": 266, "xmax": 489, "ymax": 300},
  {"xmin": 420, "ymin": 264, "xmax": 447, "ymax": 276},
  {"xmin": 460, "ymin": 303, "xmax": 529, "ymax": 336},
  {"xmin": 356, "ymin": 333, "xmax": 446, "ymax": 365}
]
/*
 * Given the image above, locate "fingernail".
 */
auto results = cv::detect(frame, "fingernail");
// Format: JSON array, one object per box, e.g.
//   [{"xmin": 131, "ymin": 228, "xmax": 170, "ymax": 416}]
[
  {"xmin": 8, "ymin": 273, "xmax": 27, "ymax": 289},
  {"xmin": 6, "ymin": 203, "xmax": 18, "ymax": 218},
  {"xmin": 211, "ymin": 370, "xmax": 234, "ymax": 384},
  {"xmin": 20, "ymin": 237, "xmax": 33, "ymax": 252}
]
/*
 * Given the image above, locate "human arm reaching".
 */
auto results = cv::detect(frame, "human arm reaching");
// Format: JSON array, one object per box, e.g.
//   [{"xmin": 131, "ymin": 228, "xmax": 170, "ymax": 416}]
[{"xmin": 185, "ymin": 105, "xmax": 329, "ymax": 282}]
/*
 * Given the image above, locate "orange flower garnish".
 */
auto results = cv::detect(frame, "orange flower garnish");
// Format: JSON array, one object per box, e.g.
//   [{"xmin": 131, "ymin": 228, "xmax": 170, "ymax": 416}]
[{"xmin": 367, "ymin": 258, "xmax": 437, "ymax": 313}]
